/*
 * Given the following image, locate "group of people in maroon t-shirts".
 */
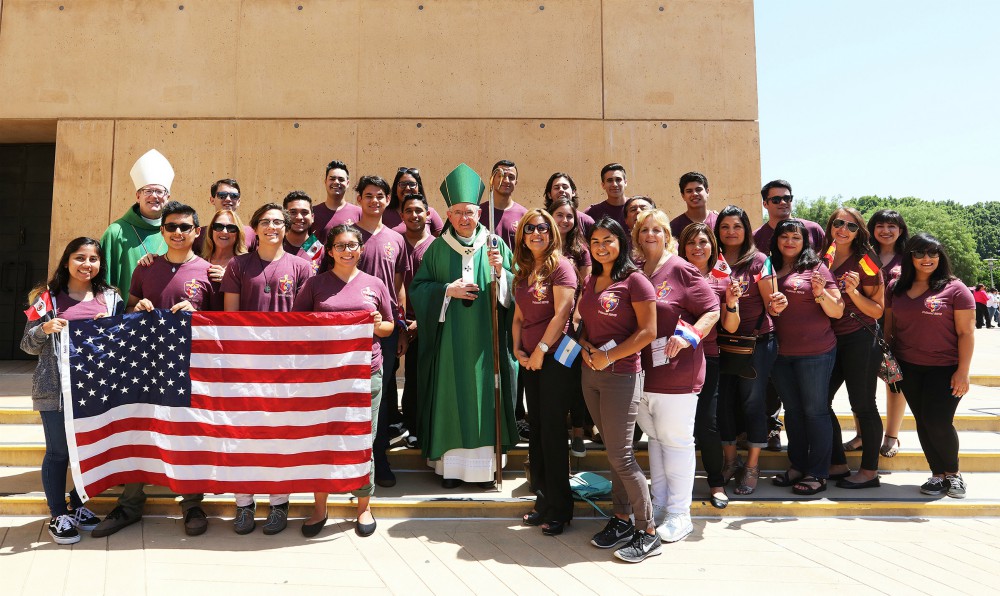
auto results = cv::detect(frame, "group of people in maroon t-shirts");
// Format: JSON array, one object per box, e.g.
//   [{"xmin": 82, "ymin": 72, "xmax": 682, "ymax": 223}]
[{"xmin": 27, "ymin": 157, "xmax": 975, "ymax": 562}]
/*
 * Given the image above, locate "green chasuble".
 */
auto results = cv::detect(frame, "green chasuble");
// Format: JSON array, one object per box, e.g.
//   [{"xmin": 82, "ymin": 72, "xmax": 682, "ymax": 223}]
[
  {"xmin": 411, "ymin": 224, "xmax": 519, "ymax": 461},
  {"xmin": 100, "ymin": 205, "xmax": 166, "ymax": 295}
]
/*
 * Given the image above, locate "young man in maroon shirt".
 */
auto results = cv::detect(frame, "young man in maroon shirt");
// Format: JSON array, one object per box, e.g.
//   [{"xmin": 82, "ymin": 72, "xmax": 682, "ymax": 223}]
[
  {"xmin": 669, "ymin": 172, "xmax": 718, "ymax": 239},
  {"xmin": 312, "ymin": 160, "xmax": 362, "ymax": 245},
  {"xmin": 585, "ymin": 163, "xmax": 630, "ymax": 230},
  {"xmin": 478, "ymin": 159, "xmax": 528, "ymax": 250}
]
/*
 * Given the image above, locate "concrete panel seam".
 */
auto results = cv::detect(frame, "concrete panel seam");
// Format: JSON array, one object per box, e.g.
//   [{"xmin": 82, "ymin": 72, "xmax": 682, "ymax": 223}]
[{"xmin": 108, "ymin": 121, "xmax": 118, "ymax": 225}]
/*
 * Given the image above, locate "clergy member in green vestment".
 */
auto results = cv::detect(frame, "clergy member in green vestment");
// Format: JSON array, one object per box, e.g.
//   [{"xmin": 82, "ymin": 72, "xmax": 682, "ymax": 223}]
[{"xmin": 410, "ymin": 164, "xmax": 519, "ymax": 489}]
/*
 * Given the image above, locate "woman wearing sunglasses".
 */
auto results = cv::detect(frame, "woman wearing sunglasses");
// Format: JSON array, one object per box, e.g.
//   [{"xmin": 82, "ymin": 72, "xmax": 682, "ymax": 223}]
[
  {"xmin": 384, "ymin": 167, "xmax": 444, "ymax": 236},
  {"xmin": 511, "ymin": 209, "xmax": 578, "ymax": 536},
  {"xmin": 822, "ymin": 209, "xmax": 885, "ymax": 489},
  {"xmin": 767, "ymin": 219, "xmax": 844, "ymax": 496},
  {"xmin": 885, "ymin": 234, "xmax": 974, "ymax": 498}
]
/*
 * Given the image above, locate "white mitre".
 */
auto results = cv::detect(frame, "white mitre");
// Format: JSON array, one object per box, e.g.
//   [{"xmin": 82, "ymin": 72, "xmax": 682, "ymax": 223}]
[{"xmin": 130, "ymin": 149, "xmax": 175, "ymax": 191}]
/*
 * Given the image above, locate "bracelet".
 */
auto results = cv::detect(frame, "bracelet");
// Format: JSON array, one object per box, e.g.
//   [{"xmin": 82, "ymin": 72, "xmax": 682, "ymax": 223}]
[
  {"xmin": 767, "ymin": 302, "xmax": 781, "ymax": 317},
  {"xmin": 814, "ymin": 293, "xmax": 825, "ymax": 302},
  {"xmin": 601, "ymin": 347, "xmax": 614, "ymax": 369},
  {"xmin": 726, "ymin": 304, "xmax": 738, "ymax": 313}
]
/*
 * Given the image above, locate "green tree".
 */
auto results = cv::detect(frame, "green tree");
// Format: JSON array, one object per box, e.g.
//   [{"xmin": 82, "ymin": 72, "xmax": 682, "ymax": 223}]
[{"xmin": 792, "ymin": 195, "xmax": 841, "ymax": 229}]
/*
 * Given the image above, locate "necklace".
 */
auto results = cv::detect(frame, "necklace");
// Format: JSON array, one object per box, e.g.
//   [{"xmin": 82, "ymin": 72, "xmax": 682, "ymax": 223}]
[
  {"xmin": 257, "ymin": 253, "xmax": 274, "ymax": 294},
  {"xmin": 164, "ymin": 254, "xmax": 196, "ymax": 273}
]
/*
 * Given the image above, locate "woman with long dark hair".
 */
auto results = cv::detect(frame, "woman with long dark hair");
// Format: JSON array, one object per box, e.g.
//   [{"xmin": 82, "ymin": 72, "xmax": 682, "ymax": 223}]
[
  {"xmin": 578, "ymin": 217, "xmax": 658, "ymax": 562},
  {"xmin": 767, "ymin": 219, "xmax": 844, "ymax": 495},
  {"xmin": 384, "ymin": 167, "xmax": 444, "ymax": 235},
  {"xmin": 512, "ymin": 209, "xmax": 578, "ymax": 536},
  {"xmin": 21, "ymin": 237, "xmax": 124, "ymax": 544},
  {"xmin": 823, "ymin": 208, "xmax": 885, "ymax": 489},
  {"xmin": 713, "ymin": 206, "xmax": 780, "ymax": 495},
  {"xmin": 885, "ymin": 233, "xmax": 974, "ymax": 498}
]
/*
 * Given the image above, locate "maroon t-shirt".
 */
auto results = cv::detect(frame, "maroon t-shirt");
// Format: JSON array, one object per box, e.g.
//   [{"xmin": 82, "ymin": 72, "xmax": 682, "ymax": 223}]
[
  {"xmin": 753, "ymin": 219, "xmax": 826, "ymax": 255},
  {"xmin": 578, "ymin": 271, "xmax": 656, "ymax": 374},
  {"xmin": 701, "ymin": 272, "xmax": 729, "ymax": 357},
  {"xmin": 312, "ymin": 202, "xmax": 363, "ymax": 245},
  {"xmin": 221, "ymin": 252, "xmax": 314, "ymax": 313},
  {"xmin": 880, "ymin": 253, "xmax": 903, "ymax": 285},
  {"xmin": 585, "ymin": 200, "xmax": 627, "ymax": 231},
  {"xmin": 830, "ymin": 255, "xmax": 883, "ymax": 336},
  {"xmin": 193, "ymin": 224, "xmax": 256, "ymax": 255},
  {"xmin": 55, "ymin": 291, "xmax": 111, "ymax": 321},
  {"xmin": 729, "ymin": 252, "xmax": 774, "ymax": 335},
  {"xmin": 886, "ymin": 279, "xmax": 975, "ymax": 367},
  {"xmin": 402, "ymin": 235, "xmax": 433, "ymax": 319},
  {"xmin": 514, "ymin": 257, "xmax": 577, "ymax": 353},
  {"xmin": 640, "ymin": 257, "xmax": 718, "ymax": 394},
  {"xmin": 129, "ymin": 255, "xmax": 216, "ymax": 311},
  {"xmin": 358, "ymin": 225, "xmax": 408, "ymax": 317},
  {"xmin": 773, "ymin": 265, "xmax": 838, "ymax": 356},
  {"xmin": 569, "ymin": 247, "xmax": 592, "ymax": 272},
  {"xmin": 578, "ymin": 211, "xmax": 596, "ymax": 237},
  {"xmin": 283, "ymin": 238, "xmax": 322, "ymax": 275},
  {"xmin": 479, "ymin": 202, "xmax": 528, "ymax": 250},
  {"xmin": 292, "ymin": 271, "xmax": 392, "ymax": 373},
  {"xmin": 670, "ymin": 211, "xmax": 718, "ymax": 239},
  {"xmin": 383, "ymin": 207, "xmax": 444, "ymax": 237}
]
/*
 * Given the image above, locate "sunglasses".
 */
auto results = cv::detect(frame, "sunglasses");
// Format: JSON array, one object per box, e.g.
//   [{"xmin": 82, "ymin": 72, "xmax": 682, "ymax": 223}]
[
  {"xmin": 163, "ymin": 222, "xmax": 195, "ymax": 233},
  {"xmin": 832, "ymin": 218, "xmax": 860, "ymax": 233},
  {"xmin": 211, "ymin": 223, "xmax": 240, "ymax": 233},
  {"xmin": 912, "ymin": 249, "xmax": 940, "ymax": 259},
  {"xmin": 768, "ymin": 195, "xmax": 794, "ymax": 205},
  {"xmin": 215, "ymin": 191, "xmax": 240, "ymax": 200},
  {"xmin": 398, "ymin": 167, "xmax": 420, "ymax": 176},
  {"xmin": 524, "ymin": 223, "xmax": 551, "ymax": 234}
]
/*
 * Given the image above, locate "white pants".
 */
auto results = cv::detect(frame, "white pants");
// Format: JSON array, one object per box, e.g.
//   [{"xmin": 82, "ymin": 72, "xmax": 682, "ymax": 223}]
[
  {"xmin": 637, "ymin": 391, "xmax": 698, "ymax": 514},
  {"xmin": 235, "ymin": 493, "xmax": 289, "ymax": 507}
]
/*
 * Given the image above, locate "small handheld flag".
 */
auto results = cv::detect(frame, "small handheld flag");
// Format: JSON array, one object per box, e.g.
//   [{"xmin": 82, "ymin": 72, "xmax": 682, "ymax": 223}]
[
  {"xmin": 711, "ymin": 254, "xmax": 732, "ymax": 278},
  {"xmin": 822, "ymin": 242, "xmax": 837, "ymax": 268},
  {"xmin": 301, "ymin": 234, "xmax": 324, "ymax": 260},
  {"xmin": 859, "ymin": 253, "xmax": 879, "ymax": 277},
  {"xmin": 674, "ymin": 319, "xmax": 702, "ymax": 349},
  {"xmin": 24, "ymin": 290, "xmax": 53, "ymax": 321},
  {"xmin": 554, "ymin": 335, "xmax": 583, "ymax": 367},
  {"xmin": 753, "ymin": 256, "xmax": 774, "ymax": 283}
]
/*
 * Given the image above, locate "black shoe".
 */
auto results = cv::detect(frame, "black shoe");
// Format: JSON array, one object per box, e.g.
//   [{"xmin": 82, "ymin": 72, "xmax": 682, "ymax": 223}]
[
  {"xmin": 48, "ymin": 514, "xmax": 81, "ymax": 545},
  {"xmin": 262, "ymin": 503, "xmax": 289, "ymax": 535},
  {"xmin": 516, "ymin": 419, "xmax": 531, "ymax": 443},
  {"xmin": 765, "ymin": 434, "xmax": 782, "ymax": 452},
  {"xmin": 710, "ymin": 490, "xmax": 730, "ymax": 509},
  {"xmin": 522, "ymin": 510, "xmax": 544, "ymax": 526},
  {"xmin": 91, "ymin": 505, "xmax": 141, "ymax": 538},
  {"xmin": 836, "ymin": 476, "xmax": 881, "ymax": 489},
  {"xmin": 441, "ymin": 478, "xmax": 463, "ymax": 489},
  {"xmin": 404, "ymin": 435, "xmax": 419, "ymax": 449},
  {"xmin": 184, "ymin": 506, "xmax": 208, "ymax": 536},
  {"xmin": 591, "ymin": 517, "xmax": 634, "ymax": 549},
  {"xmin": 301, "ymin": 515, "xmax": 328, "ymax": 538},
  {"xmin": 478, "ymin": 480, "xmax": 495, "ymax": 490},
  {"xmin": 375, "ymin": 468, "xmax": 397, "ymax": 488},
  {"xmin": 355, "ymin": 512, "xmax": 377, "ymax": 537},
  {"xmin": 388, "ymin": 423, "xmax": 410, "ymax": 447},
  {"xmin": 829, "ymin": 470, "xmax": 852, "ymax": 481},
  {"xmin": 542, "ymin": 520, "xmax": 570, "ymax": 536}
]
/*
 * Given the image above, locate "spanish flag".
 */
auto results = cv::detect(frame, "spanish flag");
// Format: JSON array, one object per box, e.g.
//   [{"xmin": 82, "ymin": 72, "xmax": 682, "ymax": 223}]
[
  {"xmin": 860, "ymin": 253, "xmax": 879, "ymax": 277},
  {"xmin": 821, "ymin": 242, "xmax": 837, "ymax": 268}
]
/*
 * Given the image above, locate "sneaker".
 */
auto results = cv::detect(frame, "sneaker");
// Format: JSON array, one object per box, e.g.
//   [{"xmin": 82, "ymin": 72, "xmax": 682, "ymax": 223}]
[
  {"xmin": 263, "ymin": 503, "xmax": 289, "ymax": 535},
  {"xmin": 570, "ymin": 436, "xmax": 587, "ymax": 458},
  {"xmin": 233, "ymin": 503, "xmax": 256, "ymax": 535},
  {"xmin": 388, "ymin": 422, "xmax": 410, "ymax": 447},
  {"xmin": 404, "ymin": 434, "xmax": 419, "ymax": 449},
  {"xmin": 919, "ymin": 476, "xmax": 949, "ymax": 496},
  {"xmin": 590, "ymin": 516, "xmax": 634, "ymax": 549},
  {"xmin": 614, "ymin": 530, "xmax": 662, "ymax": 563},
  {"xmin": 516, "ymin": 419, "xmax": 531, "ymax": 443},
  {"xmin": 652, "ymin": 504, "xmax": 667, "ymax": 527},
  {"xmin": 70, "ymin": 505, "xmax": 101, "ymax": 531},
  {"xmin": 184, "ymin": 506, "xmax": 208, "ymax": 536},
  {"xmin": 48, "ymin": 514, "xmax": 81, "ymax": 545},
  {"xmin": 91, "ymin": 505, "xmax": 141, "ymax": 538},
  {"xmin": 945, "ymin": 474, "xmax": 966, "ymax": 499},
  {"xmin": 656, "ymin": 512, "xmax": 693, "ymax": 543}
]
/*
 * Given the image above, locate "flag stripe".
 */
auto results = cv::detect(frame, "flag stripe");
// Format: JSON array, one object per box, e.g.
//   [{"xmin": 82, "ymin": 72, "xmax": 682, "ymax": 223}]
[
  {"xmin": 191, "ymin": 322, "xmax": 371, "ymax": 342},
  {"xmin": 76, "ymin": 430, "xmax": 370, "ymax": 460},
  {"xmin": 190, "ymin": 363, "xmax": 370, "ymax": 384},
  {"xmin": 190, "ymin": 378, "xmax": 370, "ymax": 398},
  {"xmin": 76, "ymin": 418, "xmax": 369, "ymax": 446},
  {"xmin": 82, "ymin": 471, "xmax": 369, "ymax": 498},
  {"xmin": 83, "ymin": 461, "xmax": 370, "ymax": 483},
  {"xmin": 190, "ymin": 337, "xmax": 369, "ymax": 355},
  {"xmin": 190, "ymin": 352, "xmax": 370, "ymax": 372},
  {"xmin": 79, "ymin": 445, "xmax": 369, "ymax": 473},
  {"xmin": 190, "ymin": 393, "xmax": 372, "ymax": 412}
]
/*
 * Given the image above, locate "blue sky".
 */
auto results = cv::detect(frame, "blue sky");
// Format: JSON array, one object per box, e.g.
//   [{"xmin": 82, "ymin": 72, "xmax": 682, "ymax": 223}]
[{"xmin": 755, "ymin": 1, "xmax": 998, "ymax": 205}]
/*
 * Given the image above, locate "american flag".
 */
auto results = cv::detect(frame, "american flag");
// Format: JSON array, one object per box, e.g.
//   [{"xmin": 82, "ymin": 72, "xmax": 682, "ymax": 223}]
[{"xmin": 58, "ymin": 309, "xmax": 374, "ymax": 501}]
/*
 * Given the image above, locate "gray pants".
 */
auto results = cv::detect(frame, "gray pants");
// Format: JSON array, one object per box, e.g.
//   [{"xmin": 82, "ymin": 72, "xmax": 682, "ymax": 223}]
[
  {"xmin": 581, "ymin": 368, "xmax": 652, "ymax": 532},
  {"xmin": 118, "ymin": 482, "xmax": 202, "ymax": 518}
]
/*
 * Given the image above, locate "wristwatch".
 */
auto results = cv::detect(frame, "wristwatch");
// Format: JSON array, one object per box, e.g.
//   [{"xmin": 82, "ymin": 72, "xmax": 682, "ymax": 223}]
[{"xmin": 538, "ymin": 342, "xmax": 550, "ymax": 354}]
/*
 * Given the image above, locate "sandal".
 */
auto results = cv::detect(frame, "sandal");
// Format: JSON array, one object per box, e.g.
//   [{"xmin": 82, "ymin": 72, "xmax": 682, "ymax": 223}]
[
  {"xmin": 880, "ymin": 436, "xmax": 900, "ymax": 458},
  {"xmin": 735, "ymin": 464, "xmax": 759, "ymax": 495},
  {"xmin": 842, "ymin": 436, "xmax": 863, "ymax": 452},
  {"xmin": 772, "ymin": 469, "xmax": 803, "ymax": 487},
  {"xmin": 721, "ymin": 455, "xmax": 744, "ymax": 485},
  {"xmin": 522, "ymin": 510, "xmax": 544, "ymax": 526},
  {"xmin": 792, "ymin": 476, "xmax": 827, "ymax": 496}
]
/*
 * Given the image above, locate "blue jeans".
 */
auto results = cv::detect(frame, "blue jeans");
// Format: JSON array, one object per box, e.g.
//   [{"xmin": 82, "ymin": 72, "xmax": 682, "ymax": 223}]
[
  {"xmin": 772, "ymin": 347, "xmax": 836, "ymax": 479},
  {"xmin": 718, "ymin": 333, "xmax": 777, "ymax": 447},
  {"xmin": 40, "ymin": 410, "xmax": 84, "ymax": 517}
]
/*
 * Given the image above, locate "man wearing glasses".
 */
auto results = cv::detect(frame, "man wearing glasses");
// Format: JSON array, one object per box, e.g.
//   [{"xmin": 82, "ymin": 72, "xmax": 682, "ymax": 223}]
[
  {"xmin": 752, "ymin": 179, "xmax": 826, "ymax": 254},
  {"xmin": 479, "ymin": 159, "xmax": 527, "ymax": 250},
  {"xmin": 192, "ymin": 178, "xmax": 257, "ymax": 254},
  {"xmin": 100, "ymin": 149, "xmax": 173, "ymax": 295}
]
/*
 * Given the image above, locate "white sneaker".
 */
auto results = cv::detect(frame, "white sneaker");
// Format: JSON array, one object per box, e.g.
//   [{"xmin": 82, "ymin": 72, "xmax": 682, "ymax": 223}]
[
  {"xmin": 656, "ymin": 512, "xmax": 693, "ymax": 543},
  {"xmin": 652, "ymin": 504, "xmax": 667, "ymax": 527}
]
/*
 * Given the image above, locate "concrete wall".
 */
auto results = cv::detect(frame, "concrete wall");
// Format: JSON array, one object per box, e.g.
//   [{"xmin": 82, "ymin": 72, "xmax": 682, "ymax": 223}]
[{"xmin": 0, "ymin": 0, "xmax": 760, "ymax": 270}]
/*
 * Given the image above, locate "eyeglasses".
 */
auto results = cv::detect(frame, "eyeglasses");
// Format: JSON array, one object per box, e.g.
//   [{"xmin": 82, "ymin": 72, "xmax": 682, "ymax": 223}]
[
  {"xmin": 912, "ymin": 249, "xmax": 940, "ymax": 259},
  {"xmin": 333, "ymin": 242, "xmax": 361, "ymax": 252},
  {"xmin": 524, "ymin": 223, "xmax": 551, "ymax": 234},
  {"xmin": 768, "ymin": 195, "xmax": 794, "ymax": 205},
  {"xmin": 163, "ymin": 223, "xmax": 195, "ymax": 233},
  {"xmin": 257, "ymin": 219, "xmax": 286, "ymax": 228},
  {"xmin": 140, "ymin": 188, "xmax": 168, "ymax": 198},
  {"xmin": 832, "ymin": 218, "xmax": 860, "ymax": 233},
  {"xmin": 451, "ymin": 209, "xmax": 478, "ymax": 219},
  {"xmin": 211, "ymin": 223, "xmax": 240, "ymax": 233},
  {"xmin": 215, "ymin": 191, "xmax": 240, "ymax": 201},
  {"xmin": 399, "ymin": 181, "xmax": 419, "ymax": 189}
]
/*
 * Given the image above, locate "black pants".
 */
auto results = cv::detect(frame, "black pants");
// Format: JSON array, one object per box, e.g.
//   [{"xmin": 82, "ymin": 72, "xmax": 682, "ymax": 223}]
[
  {"xmin": 829, "ymin": 328, "xmax": 884, "ymax": 471},
  {"xmin": 524, "ymin": 356, "xmax": 576, "ymax": 523},
  {"xmin": 402, "ymin": 335, "xmax": 420, "ymax": 434},
  {"xmin": 766, "ymin": 378, "xmax": 783, "ymax": 436},
  {"xmin": 696, "ymin": 357, "xmax": 724, "ymax": 487},
  {"xmin": 976, "ymin": 303, "xmax": 991, "ymax": 328},
  {"xmin": 899, "ymin": 360, "xmax": 962, "ymax": 474}
]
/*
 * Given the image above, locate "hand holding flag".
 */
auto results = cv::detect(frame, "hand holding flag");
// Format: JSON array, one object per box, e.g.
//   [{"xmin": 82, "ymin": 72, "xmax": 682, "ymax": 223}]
[
  {"xmin": 711, "ymin": 254, "xmax": 732, "ymax": 278},
  {"xmin": 24, "ymin": 290, "xmax": 53, "ymax": 321},
  {"xmin": 822, "ymin": 242, "xmax": 837, "ymax": 268}
]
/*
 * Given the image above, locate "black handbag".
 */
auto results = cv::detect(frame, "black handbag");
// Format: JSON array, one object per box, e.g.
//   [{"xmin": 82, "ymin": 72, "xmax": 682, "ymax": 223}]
[
  {"xmin": 717, "ymin": 311, "xmax": 767, "ymax": 379},
  {"xmin": 848, "ymin": 312, "xmax": 904, "ymax": 392}
]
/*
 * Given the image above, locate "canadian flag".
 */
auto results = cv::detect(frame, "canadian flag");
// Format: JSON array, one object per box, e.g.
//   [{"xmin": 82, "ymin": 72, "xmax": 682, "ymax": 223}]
[
  {"xmin": 24, "ymin": 290, "xmax": 53, "ymax": 321},
  {"xmin": 711, "ymin": 254, "xmax": 732, "ymax": 278}
]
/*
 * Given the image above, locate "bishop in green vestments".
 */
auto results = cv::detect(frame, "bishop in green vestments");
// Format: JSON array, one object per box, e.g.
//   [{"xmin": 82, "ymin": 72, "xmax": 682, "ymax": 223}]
[{"xmin": 410, "ymin": 164, "xmax": 519, "ymax": 486}]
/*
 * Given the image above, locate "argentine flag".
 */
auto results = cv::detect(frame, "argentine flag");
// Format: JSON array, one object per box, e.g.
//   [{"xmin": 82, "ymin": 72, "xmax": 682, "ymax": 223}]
[{"xmin": 554, "ymin": 335, "xmax": 582, "ymax": 367}]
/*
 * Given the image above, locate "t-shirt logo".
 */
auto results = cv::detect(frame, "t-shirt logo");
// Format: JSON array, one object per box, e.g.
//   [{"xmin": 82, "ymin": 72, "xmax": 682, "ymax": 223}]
[
  {"xmin": 655, "ymin": 280, "xmax": 672, "ymax": 300},
  {"xmin": 383, "ymin": 242, "xmax": 395, "ymax": 259},
  {"xmin": 183, "ymin": 279, "xmax": 201, "ymax": 300},
  {"xmin": 277, "ymin": 274, "xmax": 294, "ymax": 295},
  {"xmin": 924, "ymin": 295, "xmax": 946, "ymax": 313},
  {"xmin": 737, "ymin": 276, "xmax": 751, "ymax": 295},
  {"xmin": 361, "ymin": 286, "xmax": 378, "ymax": 306},
  {"xmin": 530, "ymin": 281, "xmax": 548, "ymax": 302},
  {"xmin": 837, "ymin": 273, "xmax": 849, "ymax": 292},
  {"xmin": 599, "ymin": 292, "xmax": 620, "ymax": 313},
  {"xmin": 345, "ymin": 218, "xmax": 355, "ymax": 226}
]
